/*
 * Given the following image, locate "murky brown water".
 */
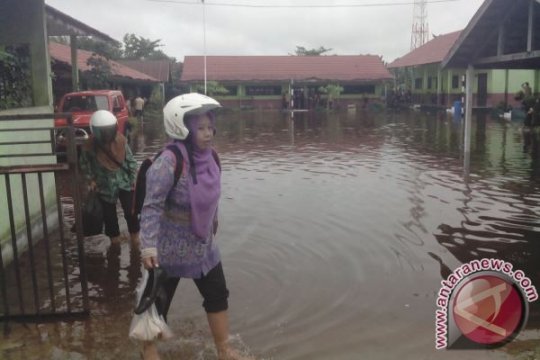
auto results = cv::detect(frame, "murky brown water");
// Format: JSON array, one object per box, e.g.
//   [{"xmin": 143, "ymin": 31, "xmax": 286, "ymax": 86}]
[{"xmin": 2, "ymin": 109, "xmax": 540, "ymax": 359}]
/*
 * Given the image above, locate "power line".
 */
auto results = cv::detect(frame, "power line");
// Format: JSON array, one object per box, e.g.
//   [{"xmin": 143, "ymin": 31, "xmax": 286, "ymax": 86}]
[{"xmin": 146, "ymin": 0, "xmax": 458, "ymax": 8}]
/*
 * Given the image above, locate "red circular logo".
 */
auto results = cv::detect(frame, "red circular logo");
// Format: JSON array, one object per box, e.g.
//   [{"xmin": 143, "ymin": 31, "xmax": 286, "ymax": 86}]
[{"xmin": 452, "ymin": 274, "xmax": 524, "ymax": 345}]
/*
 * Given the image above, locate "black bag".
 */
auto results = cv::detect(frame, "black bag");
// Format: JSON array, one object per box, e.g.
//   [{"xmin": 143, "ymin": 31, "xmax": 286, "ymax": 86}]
[
  {"xmin": 132, "ymin": 143, "xmax": 184, "ymax": 220},
  {"xmin": 81, "ymin": 191, "xmax": 103, "ymax": 236}
]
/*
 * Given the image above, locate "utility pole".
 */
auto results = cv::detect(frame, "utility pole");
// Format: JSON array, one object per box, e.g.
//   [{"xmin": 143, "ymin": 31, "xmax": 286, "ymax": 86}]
[
  {"xmin": 202, "ymin": 0, "xmax": 207, "ymax": 95},
  {"xmin": 411, "ymin": 0, "xmax": 429, "ymax": 50}
]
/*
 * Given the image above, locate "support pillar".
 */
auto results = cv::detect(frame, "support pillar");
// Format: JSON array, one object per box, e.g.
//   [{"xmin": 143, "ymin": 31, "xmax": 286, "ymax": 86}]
[
  {"xmin": 464, "ymin": 64, "xmax": 474, "ymax": 157},
  {"xmin": 70, "ymin": 35, "xmax": 79, "ymax": 91}
]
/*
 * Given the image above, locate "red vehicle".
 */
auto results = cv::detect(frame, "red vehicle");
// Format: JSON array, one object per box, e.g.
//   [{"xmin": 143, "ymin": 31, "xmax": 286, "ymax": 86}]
[{"xmin": 55, "ymin": 90, "xmax": 130, "ymax": 147}]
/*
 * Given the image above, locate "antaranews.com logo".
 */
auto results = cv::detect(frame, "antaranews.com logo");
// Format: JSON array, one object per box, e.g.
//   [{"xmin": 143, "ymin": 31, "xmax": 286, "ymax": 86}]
[{"xmin": 435, "ymin": 258, "xmax": 538, "ymax": 350}]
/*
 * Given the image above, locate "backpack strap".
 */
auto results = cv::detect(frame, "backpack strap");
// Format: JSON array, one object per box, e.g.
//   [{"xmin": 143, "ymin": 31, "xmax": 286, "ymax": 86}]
[
  {"xmin": 164, "ymin": 143, "xmax": 184, "ymax": 188},
  {"xmin": 212, "ymin": 149, "xmax": 221, "ymax": 172}
]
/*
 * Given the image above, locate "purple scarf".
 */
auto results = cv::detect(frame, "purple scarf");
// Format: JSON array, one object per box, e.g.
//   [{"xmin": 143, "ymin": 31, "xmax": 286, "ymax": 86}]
[{"xmin": 185, "ymin": 114, "xmax": 221, "ymax": 238}]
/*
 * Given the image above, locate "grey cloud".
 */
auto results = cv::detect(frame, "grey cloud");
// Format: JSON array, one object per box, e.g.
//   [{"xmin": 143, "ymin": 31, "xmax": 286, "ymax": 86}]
[{"xmin": 47, "ymin": 0, "xmax": 485, "ymax": 62}]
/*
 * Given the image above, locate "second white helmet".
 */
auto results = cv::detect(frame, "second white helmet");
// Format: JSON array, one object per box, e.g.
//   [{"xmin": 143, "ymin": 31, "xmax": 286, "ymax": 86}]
[
  {"xmin": 163, "ymin": 93, "xmax": 221, "ymax": 140},
  {"xmin": 90, "ymin": 110, "xmax": 118, "ymax": 144}
]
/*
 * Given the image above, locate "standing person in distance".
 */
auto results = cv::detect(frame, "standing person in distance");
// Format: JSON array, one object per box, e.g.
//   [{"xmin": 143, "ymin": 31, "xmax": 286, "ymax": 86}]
[
  {"xmin": 134, "ymin": 95, "xmax": 145, "ymax": 121},
  {"xmin": 139, "ymin": 94, "xmax": 253, "ymax": 360},
  {"xmin": 79, "ymin": 110, "xmax": 139, "ymax": 247}
]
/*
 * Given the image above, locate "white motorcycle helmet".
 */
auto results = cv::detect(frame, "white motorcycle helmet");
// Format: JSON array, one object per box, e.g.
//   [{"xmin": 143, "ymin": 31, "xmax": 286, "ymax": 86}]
[
  {"xmin": 90, "ymin": 110, "xmax": 118, "ymax": 144},
  {"xmin": 163, "ymin": 93, "xmax": 221, "ymax": 140}
]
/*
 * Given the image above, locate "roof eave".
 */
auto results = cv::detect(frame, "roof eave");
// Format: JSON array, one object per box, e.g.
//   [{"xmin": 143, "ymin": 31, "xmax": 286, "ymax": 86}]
[
  {"xmin": 441, "ymin": 0, "xmax": 494, "ymax": 69},
  {"xmin": 45, "ymin": 5, "xmax": 120, "ymax": 45}
]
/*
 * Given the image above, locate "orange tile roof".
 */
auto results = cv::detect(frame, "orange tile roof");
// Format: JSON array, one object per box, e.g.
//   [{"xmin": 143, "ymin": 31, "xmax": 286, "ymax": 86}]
[
  {"xmin": 181, "ymin": 55, "xmax": 393, "ymax": 82},
  {"xmin": 388, "ymin": 30, "xmax": 462, "ymax": 68},
  {"xmin": 48, "ymin": 42, "xmax": 158, "ymax": 82}
]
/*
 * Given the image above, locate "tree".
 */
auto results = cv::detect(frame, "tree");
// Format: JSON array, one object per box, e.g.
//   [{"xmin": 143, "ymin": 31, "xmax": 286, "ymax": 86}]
[
  {"xmin": 123, "ymin": 33, "xmax": 170, "ymax": 60},
  {"xmin": 294, "ymin": 46, "xmax": 332, "ymax": 56},
  {"xmin": 192, "ymin": 81, "xmax": 229, "ymax": 96},
  {"xmin": 318, "ymin": 83, "xmax": 343, "ymax": 110},
  {"xmin": 86, "ymin": 54, "xmax": 112, "ymax": 89},
  {"xmin": 0, "ymin": 45, "xmax": 32, "ymax": 109},
  {"xmin": 78, "ymin": 37, "xmax": 123, "ymax": 60}
]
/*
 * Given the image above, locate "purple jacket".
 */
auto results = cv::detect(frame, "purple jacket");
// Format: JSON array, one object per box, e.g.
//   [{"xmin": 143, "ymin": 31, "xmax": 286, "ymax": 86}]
[{"xmin": 139, "ymin": 144, "xmax": 221, "ymax": 278}]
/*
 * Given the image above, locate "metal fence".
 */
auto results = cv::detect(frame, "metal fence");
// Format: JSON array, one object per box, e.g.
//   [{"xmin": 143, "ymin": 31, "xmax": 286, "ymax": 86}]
[{"xmin": 0, "ymin": 112, "xmax": 89, "ymax": 322}]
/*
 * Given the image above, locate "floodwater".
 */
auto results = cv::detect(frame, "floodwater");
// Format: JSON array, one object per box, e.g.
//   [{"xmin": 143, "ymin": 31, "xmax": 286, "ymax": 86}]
[{"xmin": 2, "ymin": 109, "xmax": 540, "ymax": 360}]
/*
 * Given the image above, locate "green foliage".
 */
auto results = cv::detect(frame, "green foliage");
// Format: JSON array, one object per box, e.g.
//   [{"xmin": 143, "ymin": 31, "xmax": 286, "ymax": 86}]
[
  {"xmin": 294, "ymin": 46, "xmax": 332, "ymax": 56},
  {"xmin": 192, "ymin": 81, "xmax": 229, "ymax": 96},
  {"xmin": 318, "ymin": 83, "xmax": 344, "ymax": 110},
  {"xmin": 0, "ymin": 45, "xmax": 33, "ymax": 110},
  {"xmin": 86, "ymin": 54, "xmax": 112, "ymax": 89},
  {"xmin": 78, "ymin": 37, "xmax": 123, "ymax": 60},
  {"xmin": 123, "ymin": 33, "xmax": 170, "ymax": 60}
]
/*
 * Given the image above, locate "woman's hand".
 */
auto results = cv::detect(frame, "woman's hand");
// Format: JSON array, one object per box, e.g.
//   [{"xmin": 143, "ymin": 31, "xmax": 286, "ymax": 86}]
[{"xmin": 142, "ymin": 256, "xmax": 159, "ymax": 269}]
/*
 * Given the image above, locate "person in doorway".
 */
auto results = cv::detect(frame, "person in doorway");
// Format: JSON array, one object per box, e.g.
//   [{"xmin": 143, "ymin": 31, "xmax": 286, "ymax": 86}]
[
  {"xmin": 139, "ymin": 93, "xmax": 253, "ymax": 360},
  {"xmin": 522, "ymin": 82, "xmax": 533, "ymax": 97},
  {"xmin": 79, "ymin": 110, "xmax": 139, "ymax": 247},
  {"xmin": 134, "ymin": 95, "xmax": 145, "ymax": 121}
]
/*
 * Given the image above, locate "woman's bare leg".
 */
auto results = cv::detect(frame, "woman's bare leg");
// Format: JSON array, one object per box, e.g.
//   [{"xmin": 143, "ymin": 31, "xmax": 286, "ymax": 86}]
[
  {"xmin": 142, "ymin": 341, "xmax": 160, "ymax": 360},
  {"xmin": 207, "ymin": 311, "xmax": 254, "ymax": 360}
]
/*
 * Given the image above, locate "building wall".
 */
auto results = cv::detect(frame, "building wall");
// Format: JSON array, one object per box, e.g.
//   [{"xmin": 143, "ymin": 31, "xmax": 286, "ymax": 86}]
[
  {"xmin": 0, "ymin": 0, "xmax": 56, "ymax": 264},
  {"xmin": 0, "ymin": 0, "xmax": 53, "ymax": 108},
  {"xmin": 398, "ymin": 63, "xmax": 538, "ymax": 108},
  {"xmin": 190, "ymin": 81, "xmax": 389, "ymax": 110}
]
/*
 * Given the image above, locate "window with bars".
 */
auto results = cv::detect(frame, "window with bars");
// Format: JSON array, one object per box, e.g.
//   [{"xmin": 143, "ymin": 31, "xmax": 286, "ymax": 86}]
[
  {"xmin": 245, "ymin": 86, "xmax": 281, "ymax": 96},
  {"xmin": 342, "ymin": 84, "xmax": 376, "ymax": 94}
]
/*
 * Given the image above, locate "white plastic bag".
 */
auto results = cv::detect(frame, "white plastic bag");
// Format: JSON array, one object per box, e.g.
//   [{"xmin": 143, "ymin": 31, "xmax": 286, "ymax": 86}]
[{"xmin": 128, "ymin": 270, "xmax": 174, "ymax": 341}]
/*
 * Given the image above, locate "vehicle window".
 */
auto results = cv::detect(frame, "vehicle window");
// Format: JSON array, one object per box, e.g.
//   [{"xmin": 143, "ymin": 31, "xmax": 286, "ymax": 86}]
[
  {"xmin": 95, "ymin": 96, "xmax": 109, "ymax": 110},
  {"xmin": 62, "ymin": 95, "xmax": 109, "ymax": 112},
  {"xmin": 117, "ymin": 96, "xmax": 125, "ymax": 107},
  {"xmin": 113, "ymin": 96, "xmax": 121, "ymax": 108}
]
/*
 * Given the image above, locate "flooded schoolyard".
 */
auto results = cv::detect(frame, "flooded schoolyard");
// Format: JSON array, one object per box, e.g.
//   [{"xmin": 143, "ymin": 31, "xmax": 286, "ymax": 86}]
[{"xmin": 2, "ymin": 108, "xmax": 540, "ymax": 359}]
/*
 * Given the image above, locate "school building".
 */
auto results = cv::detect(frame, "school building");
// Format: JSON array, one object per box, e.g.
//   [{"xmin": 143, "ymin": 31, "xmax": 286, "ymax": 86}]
[
  {"xmin": 388, "ymin": 29, "xmax": 538, "ymax": 109},
  {"xmin": 180, "ymin": 55, "xmax": 394, "ymax": 110}
]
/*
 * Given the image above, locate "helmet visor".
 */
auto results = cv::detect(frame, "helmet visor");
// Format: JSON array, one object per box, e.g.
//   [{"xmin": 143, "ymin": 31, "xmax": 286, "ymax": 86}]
[
  {"xmin": 185, "ymin": 103, "xmax": 221, "ymax": 117},
  {"xmin": 93, "ymin": 124, "xmax": 117, "ymax": 144}
]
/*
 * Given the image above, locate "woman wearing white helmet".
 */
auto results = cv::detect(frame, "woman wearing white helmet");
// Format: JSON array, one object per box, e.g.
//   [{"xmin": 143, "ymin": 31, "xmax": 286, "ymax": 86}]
[
  {"xmin": 79, "ymin": 109, "xmax": 139, "ymax": 246},
  {"xmin": 139, "ymin": 93, "xmax": 253, "ymax": 360}
]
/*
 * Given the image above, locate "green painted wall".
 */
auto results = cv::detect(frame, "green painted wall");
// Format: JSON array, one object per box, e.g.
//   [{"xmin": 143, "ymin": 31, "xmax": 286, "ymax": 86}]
[
  {"xmin": 397, "ymin": 62, "xmax": 538, "ymax": 107},
  {"xmin": 490, "ymin": 70, "xmax": 536, "ymax": 94},
  {"xmin": 190, "ymin": 81, "xmax": 388, "ymax": 104}
]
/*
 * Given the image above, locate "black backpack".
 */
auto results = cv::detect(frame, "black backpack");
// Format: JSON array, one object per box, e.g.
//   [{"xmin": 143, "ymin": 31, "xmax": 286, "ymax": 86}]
[{"xmin": 132, "ymin": 143, "xmax": 221, "ymax": 220}]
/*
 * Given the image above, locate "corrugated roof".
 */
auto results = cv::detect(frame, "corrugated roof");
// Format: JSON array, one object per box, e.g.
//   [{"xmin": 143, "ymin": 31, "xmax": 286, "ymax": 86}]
[
  {"xmin": 388, "ymin": 30, "xmax": 462, "ymax": 68},
  {"xmin": 48, "ymin": 42, "xmax": 158, "ymax": 82},
  {"xmin": 443, "ymin": 0, "xmax": 540, "ymax": 69},
  {"xmin": 118, "ymin": 60, "xmax": 172, "ymax": 82},
  {"xmin": 45, "ymin": 5, "xmax": 119, "ymax": 45},
  {"xmin": 181, "ymin": 55, "xmax": 393, "ymax": 82}
]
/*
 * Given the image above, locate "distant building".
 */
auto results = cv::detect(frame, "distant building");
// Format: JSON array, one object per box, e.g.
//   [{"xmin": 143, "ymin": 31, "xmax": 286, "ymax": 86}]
[
  {"xmin": 49, "ymin": 42, "xmax": 159, "ymax": 107},
  {"xmin": 118, "ymin": 59, "xmax": 181, "ymax": 105},
  {"xmin": 388, "ymin": 30, "xmax": 536, "ymax": 109},
  {"xmin": 181, "ymin": 55, "xmax": 393, "ymax": 110}
]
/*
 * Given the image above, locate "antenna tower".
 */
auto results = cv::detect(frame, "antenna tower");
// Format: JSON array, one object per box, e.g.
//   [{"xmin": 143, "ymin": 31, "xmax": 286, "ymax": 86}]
[{"xmin": 410, "ymin": 0, "xmax": 429, "ymax": 50}]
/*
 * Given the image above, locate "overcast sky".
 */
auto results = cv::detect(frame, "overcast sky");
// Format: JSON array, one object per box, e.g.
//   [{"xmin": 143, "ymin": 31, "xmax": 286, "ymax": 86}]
[{"xmin": 46, "ymin": 0, "xmax": 485, "ymax": 63}]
